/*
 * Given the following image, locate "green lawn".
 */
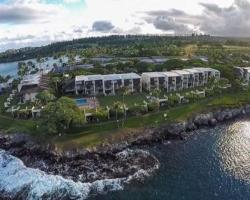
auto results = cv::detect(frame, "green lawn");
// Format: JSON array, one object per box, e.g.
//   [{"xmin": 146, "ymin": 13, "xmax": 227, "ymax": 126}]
[
  {"xmin": 224, "ymin": 45, "xmax": 250, "ymax": 53},
  {"xmin": 0, "ymin": 94, "xmax": 7, "ymax": 113},
  {"xmin": 0, "ymin": 94, "xmax": 36, "ymax": 134},
  {"xmin": 98, "ymin": 93, "xmax": 147, "ymax": 107},
  {"xmin": 53, "ymin": 90, "xmax": 250, "ymax": 149},
  {"xmin": 0, "ymin": 115, "xmax": 36, "ymax": 134},
  {"xmin": 2, "ymin": 90, "xmax": 250, "ymax": 149},
  {"xmin": 51, "ymin": 101, "xmax": 207, "ymax": 148}
]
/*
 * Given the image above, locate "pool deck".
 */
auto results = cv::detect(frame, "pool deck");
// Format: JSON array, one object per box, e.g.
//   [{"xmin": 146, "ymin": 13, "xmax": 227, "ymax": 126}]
[{"xmin": 76, "ymin": 98, "xmax": 100, "ymax": 109}]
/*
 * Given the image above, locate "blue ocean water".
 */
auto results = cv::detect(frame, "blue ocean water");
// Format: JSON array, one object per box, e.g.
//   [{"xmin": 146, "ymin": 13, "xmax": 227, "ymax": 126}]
[
  {"xmin": 91, "ymin": 120, "xmax": 250, "ymax": 200},
  {"xmin": 0, "ymin": 62, "xmax": 18, "ymax": 77},
  {"xmin": 0, "ymin": 56, "xmax": 69, "ymax": 77},
  {"xmin": 0, "ymin": 113, "xmax": 249, "ymax": 199}
]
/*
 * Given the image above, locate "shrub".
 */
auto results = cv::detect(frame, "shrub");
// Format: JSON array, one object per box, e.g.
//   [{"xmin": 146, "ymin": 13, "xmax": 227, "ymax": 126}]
[
  {"xmin": 109, "ymin": 108, "xmax": 124, "ymax": 119},
  {"xmin": 147, "ymin": 101, "xmax": 159, "ymax": 112},
  {"xmin": 168, "ymin": 94, "xmax": 179, "ymax": 106},
  {"xmin": 92, "ymin": 109, "xmax": 109, "ymax": 122},
  {"xmin": 128, "ymin": 104, "xmax": 148, "ymax": 116}
]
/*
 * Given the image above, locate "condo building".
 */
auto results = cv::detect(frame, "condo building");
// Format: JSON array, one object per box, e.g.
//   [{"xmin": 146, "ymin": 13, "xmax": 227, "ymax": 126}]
[
  {"xmin": 75, "ymin": 68, "xmax": 220, "ymax": 96},
  {"xmin": 172, "ymin": 70, "xmax": 193, "ymax": 89},
  {"xmin": 141, "ymin": 72, "xmax": 166, "ymax": 91},
  {"xmin": 162, "ymin": 71, "xmax": 182, "ymax": 92},
  {"xmin": 234, "ymin": 67, "xmax": 250, "ymax": 84},
  {"xmin": 75, "ymin": 73, "xmax": 142, "ymax": 96},
  {"xmin": 142, "ymin": 68, "xmax": 220, "ymax": 92}
]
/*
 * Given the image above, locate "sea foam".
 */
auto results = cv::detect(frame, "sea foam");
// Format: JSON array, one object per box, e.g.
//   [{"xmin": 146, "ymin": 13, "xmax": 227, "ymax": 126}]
[{"xmin": 0, "ymin": 149, "xmax": 125, "ymax": 200}]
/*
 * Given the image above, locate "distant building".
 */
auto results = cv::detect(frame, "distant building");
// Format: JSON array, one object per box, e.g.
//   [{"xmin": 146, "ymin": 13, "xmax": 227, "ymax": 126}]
[
  {"xmin": 151, "ymin": 56, "xmax": 168, "ymax": 64},
  {"xmin": 138, "ymin": 57, "xmax": 168, "ymax": 64},
  {"xmin": 90, "ymin": 57, "xmax": 114, "ymax": 63},
  {"xmin": 75, "ymin": 73, "xmax": 142, "ymax": 96},
  {"xmin": 52, "ymin": 64, "xmax": 94, "ymax": 74}
]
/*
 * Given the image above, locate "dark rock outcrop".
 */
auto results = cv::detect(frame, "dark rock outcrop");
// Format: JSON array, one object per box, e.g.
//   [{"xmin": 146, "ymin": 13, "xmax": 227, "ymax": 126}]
[
  {"xmin": 0, "ymin": 134, "xmax": 159, "ymax": 184},
  {"xmin": 126, "ymin": 105, "xmax": 250, "ymax": 147}
]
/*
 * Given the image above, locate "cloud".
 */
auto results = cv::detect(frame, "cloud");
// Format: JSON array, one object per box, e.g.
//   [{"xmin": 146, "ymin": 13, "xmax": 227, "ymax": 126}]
[
  {"xmin": 1, "ymin": 0, "xmax": 250, "ymax": 51},
  {"xmin": 92, "ymin": 21, "xmax": 115, "ymax": 32},
  {"xmin": 151, "ymin": 16, "xmax": 193, "ymax": 34},
  {"xmin": 0, "ymin": 2, "xmax": 63, "ymax": 24},
  {"xmin": 144, "ymin": 0, "xmax": 250, "ymax": 37},
  {"xmin": 199, "ymin": 0, "xmax": 250, "ymax": 37}
]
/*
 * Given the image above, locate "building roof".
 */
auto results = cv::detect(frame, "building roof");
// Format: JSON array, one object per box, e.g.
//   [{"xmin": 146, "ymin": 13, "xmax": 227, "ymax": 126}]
[
  {"xmin": 151, "ymin": 56, "xmax": 168, "ymax": 63},
  {"xmin": 209, "ymin": 68, "xmax": 220, "ymax": 73},
  {"xmin": 243, "ymin": 67, "xmax": 250, "ymax": 72},
  {"xmin": 120, "ymin": 73, "xmax": 141, "ymax": 79},
  {"xmin": 162, "ymin": 71, "xmax": 181, "ymax": 77},
  {"xmin": 172, "ymin": 70, "xmax": 191, "ymax": 75},
  {"xmin": 194, "ymin": 67, "xmax": 220, "ymax": 73},
  {"xmin": 18, "ymin": 73, "xmax": 42, "ymax": 92},
  {"xmin": 103, "ymin": 74, "xmax": 122, "ymax": 81},
  {"xmin": 184, "ymin": 69, "xmax": 201, "ymax": 74},
  {"xmin": 75, "ymin": 75, "xmax": 103, "ymax": 82},
  {"xmin": 192, "ymin": 67, "xmax": 210, "ymax": 72},
  {"xmin": 76, "ymin": 73, "xmax": 141, "ymax": 82},
  {"xmin": 142, "ymin": 72, "xmax": 165, "ymax": 78},
  {"xmin": 139, "ymin": 58, "xmax": 155, "ymax": 64},
  {"xmin": 90, "ymin": 57, "xmax": 113, "ymax": 63},
  {"xmin": 20, "ymin": 74, "xmax": 41, "ymax": 86},
  {"xmin": 19, "ymin": 85, "xmax": 41, "ymax": 95}
]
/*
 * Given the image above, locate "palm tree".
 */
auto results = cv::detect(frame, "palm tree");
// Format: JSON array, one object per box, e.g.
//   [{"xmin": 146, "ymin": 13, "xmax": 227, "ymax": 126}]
[
  {"xmin": 120, "ymin": 86, "xmax": 130, "ymax": 127},
  {"xmin": 51, "ymin": 77, "xmax": 60, "ymax": 96},
  {"xmin": 113, "ymin": 101, "xmax": 122, "ymax": 128},
  {"xmin": 152, "ymin": 88, "xmax": 161, "ymax": 112}
]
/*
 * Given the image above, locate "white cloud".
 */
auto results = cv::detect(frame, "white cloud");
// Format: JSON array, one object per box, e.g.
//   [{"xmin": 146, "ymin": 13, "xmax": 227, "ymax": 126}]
[{"xmin": 1, "ymin": 0, "xmax": 250, "ymax": 51}]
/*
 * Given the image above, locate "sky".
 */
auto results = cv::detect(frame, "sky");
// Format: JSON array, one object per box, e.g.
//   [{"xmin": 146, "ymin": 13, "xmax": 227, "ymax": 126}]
[{"xmin": 0, "ymin": 0, "xmax": 250, "ymax": 51}]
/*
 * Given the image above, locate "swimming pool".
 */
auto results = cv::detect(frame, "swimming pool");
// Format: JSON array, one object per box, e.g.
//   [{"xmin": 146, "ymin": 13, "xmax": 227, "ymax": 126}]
[{"xmin": 75, "ymin": 98, "xmax": 88, "ymax": 106}]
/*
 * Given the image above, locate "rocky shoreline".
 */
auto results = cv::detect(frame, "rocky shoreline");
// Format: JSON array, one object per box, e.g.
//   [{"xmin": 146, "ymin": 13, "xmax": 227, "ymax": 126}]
[
  {"xmin": 0, "ymin": 134, "xmax": 159, "ymax": 182},
  {"xmin": 1, "ymin": 104, "xmax": 250, "ymax": 199},
  {"xmin": 0, "ymin": 134, "xmax": 160, "ymax": 199},
  {"xmin": 124, "ymin": 105, "xmax": 250, "ymax": 147}
]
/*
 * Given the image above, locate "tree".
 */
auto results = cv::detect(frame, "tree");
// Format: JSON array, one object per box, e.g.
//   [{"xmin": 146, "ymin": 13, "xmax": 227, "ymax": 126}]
[
  {"xmin": 120, "ymin": 86, "xmax": 130, "ymax": 127},
  {"xmin": 113, "ymin": 101, "xmax": 122, "ymax": 128},
  {"xmin": 151, "ymin": 88, "xmax": 161, "ymax": 111},
  {"xmin": 17, "ymin": 62, "xmax": 29, "ymax": 77},
  {"xmin": 36, "ymin": 90, "xmax": 56, "ymax": 105},
  {"xmin": 40, "ymin": 97, "xmax": 84, "ymax": 134},
  {"xmin": 0, "ymin": 75, "xmax": 11, "ymax": 83},
  {"xmin": 50, "ymin": 76, "xmax": 61, "ymax": 96}
]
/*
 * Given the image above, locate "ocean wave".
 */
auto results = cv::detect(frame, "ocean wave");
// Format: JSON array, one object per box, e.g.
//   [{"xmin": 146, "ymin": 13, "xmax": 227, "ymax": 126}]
[
  {"xmin": 0, "ymin": 149, "xmax": 159, "ymax": 199},
  {"xmin": 0, "ymin": 149, "xmax": 125, "ymax": 200}
]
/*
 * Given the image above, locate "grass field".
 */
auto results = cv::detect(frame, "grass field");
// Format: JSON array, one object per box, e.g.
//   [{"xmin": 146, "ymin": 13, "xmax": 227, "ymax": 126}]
[
  {"xmin": 52, "ymin": 91, "xmax": 250, "ymax": 149},
  {"xmin": 0, "ymin": 94, "xmax": 36, "ymax": 134},
  {"xmin": 224, "ymin": 45, "xmax": 250, "ymax": 53},
  {"xmin": 98, "ymin": 93, "xmax": 147, "ymax": 107},
  {"xmin": 1, "ymin": 90, "xmax": 250, "ymax": 149}
]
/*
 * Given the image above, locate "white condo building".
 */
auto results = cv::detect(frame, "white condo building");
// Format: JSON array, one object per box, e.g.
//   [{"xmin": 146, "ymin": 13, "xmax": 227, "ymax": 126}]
[
  {"xmin": 142, "ymin": 68, "xmax": 220, "ymax": 92},
  {"xmin": 75, "ymin": 73, "xmax": 142, "ymax": 96},
  {"xmin": 234, "ymin": 67, "xmax": 250, "ymax": 84}
]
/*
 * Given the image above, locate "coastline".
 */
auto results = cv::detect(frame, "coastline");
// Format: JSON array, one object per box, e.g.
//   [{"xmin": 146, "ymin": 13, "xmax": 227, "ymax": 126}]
[
  {"xmin": 1, "ymin": 104, "xmax": 250, "ymax": 199},
  {"xmin": 123, "ymin": 104, "xmax": 250, "ymax": 147}
]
